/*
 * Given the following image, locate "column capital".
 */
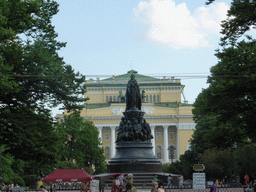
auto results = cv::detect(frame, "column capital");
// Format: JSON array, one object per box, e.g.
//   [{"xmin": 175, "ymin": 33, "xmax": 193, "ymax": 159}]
[
  {"xmin": 150, "ymin": 125, "xmax": 155, "ymax": 129},
  {"xmin": 110, "ymin": 126, "xmax": 116, "ymax": 130},
  {"xmin": 163, "ymin": 125, "xmax": 169, "ymax": 129}
]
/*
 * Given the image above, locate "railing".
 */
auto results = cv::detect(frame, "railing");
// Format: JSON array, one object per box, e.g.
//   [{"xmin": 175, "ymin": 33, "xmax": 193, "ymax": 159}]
[{"xmin": 1, "ymin": 184, "xmax": 251, "ymax": 192}]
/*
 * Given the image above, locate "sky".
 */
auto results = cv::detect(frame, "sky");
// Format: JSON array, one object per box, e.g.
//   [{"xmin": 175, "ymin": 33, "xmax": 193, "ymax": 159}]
[{"xmin": 50, "ymin": 0, "xmax": 232, "ymax": 117}]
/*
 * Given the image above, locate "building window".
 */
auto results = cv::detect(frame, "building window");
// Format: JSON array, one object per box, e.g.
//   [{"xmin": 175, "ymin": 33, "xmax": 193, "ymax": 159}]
[
  {"xmin": 109, "ymin": 96, "xmax": 112, "ymax": 102},
  {"xmin": 113, "ymin": 96, "xmax": 116, "ymax": 102},
  {"xmin": 117, "ymin": 96, "xmax": 119, "ymax": 102},
  {"xmin": 105, "ymin": 133, "xmax": 110, "ymax": 140},
  {"xmin": 156, "ymin": 146, "xmax": 162, "ymax": 159},
  {"xmin": 169, "ymin": 132, "xmax": 174, "ymax": 139},
  {"xmin": 105, "ymin": 147, "xmax": 110, "ymax": 159},
  {"xmin": 153, "ymin": 95, "xmax": 156, "ymax": 102},
  {"xmin": 150, "ymin": 95, "xmax": 152, "ymax": 102},
  {"xmin": 157, "ymin": 95, "xmax": 160, "ymax": 102},
  {"xmin": 156, "ymin": 132, "xmax": 161, "ymax": 140},
  {"xmin": 146, "ymin": 95, "xmax": 148, "ymax": 102},
  {"xmin": 106, "ymin": 96, "xmax": 108, "ymax": 103}
]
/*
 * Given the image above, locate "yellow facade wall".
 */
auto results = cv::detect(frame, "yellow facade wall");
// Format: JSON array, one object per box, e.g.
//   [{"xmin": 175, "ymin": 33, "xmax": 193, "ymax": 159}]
[
  {"xmin": 178, "ymin": 129, "xmax": 194, "ymax": 156},
  {"xmin": 160, "ymin": 92, "xmax": 181, "ymax": 103}
]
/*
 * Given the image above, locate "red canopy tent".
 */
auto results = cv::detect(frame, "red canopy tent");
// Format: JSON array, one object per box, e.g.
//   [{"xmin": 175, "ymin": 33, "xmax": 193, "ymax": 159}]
[{"xmin": 43, "ymin": 169, "xmax": 94, "ymax": 183}]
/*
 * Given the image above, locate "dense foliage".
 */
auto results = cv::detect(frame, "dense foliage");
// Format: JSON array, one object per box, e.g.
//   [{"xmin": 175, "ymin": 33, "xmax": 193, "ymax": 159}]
[
  {"xmin": 55, "ymin": 114, "xmax": 107, "ymax": 174},
  {"xmin": 169, "ymin": 0, "xmax": 256, "ymax": 181},
  {"xmin": 0, "ymin": 0, "xmax": 88, "ymax": 185},
  {"xmin": 192, "ymin": 0, "xmax": 256, "ymax": 151}
]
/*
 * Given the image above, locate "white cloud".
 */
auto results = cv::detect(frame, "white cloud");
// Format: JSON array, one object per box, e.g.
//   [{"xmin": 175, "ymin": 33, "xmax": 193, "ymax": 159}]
[{"xmin": 133, "ymin": 0, "xmax": 230, "ymax": 49}]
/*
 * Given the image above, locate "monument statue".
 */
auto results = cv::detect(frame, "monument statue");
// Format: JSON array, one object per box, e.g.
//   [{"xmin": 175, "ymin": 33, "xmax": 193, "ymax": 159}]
[
  {"xmin": 126, "ymin": 74, "xmax": 141, "ymax": 111},
  {"xmin": 116, "ymin": 74, "xmax": 153, "ymax": 142},
  {"xmin": 107, "ymin": 72, "xmax": 162, "ymax": 173}
]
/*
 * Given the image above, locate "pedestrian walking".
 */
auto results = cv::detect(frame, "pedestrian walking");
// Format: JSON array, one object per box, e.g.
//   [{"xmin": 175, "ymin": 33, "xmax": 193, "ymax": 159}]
[
  {"xmin": 158, "ymin": 184, "xmax": 164, "ymax": 192},
  {"xmin": 125, "ymin": 173, "xmax": 136, "ymax": 192},
  {"xmin": 245, "ymin": 174, "xmax": 250, "ymax": 186},
  {"xmin": 178, "ymin": 175, "xmax": 184, "ymax": 188},
  {"xmin": 210, "ymin": 179, "xmax": 218, "ymax": 192},
  {"xmin": 167, "ymin": 175, "xmax": 172, "ymax": 188},
  {"xmin": 40, "ymin": 185, "xmax": 48, "ymax": 192},
  {"xmin": 151, "ymin": 182, "xmax": 159, "ymax": 192},
  {"xmin": 37, "ymin": 178, "xmax": 43, "ymax": 190},
  {"xmin": 111, "ymin": 174, "xmax": 122, "ymax": 192}
]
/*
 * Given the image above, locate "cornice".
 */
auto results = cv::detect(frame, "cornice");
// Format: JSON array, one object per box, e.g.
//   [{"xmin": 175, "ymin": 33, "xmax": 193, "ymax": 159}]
[
  {"xmin": 57, "ymin": 115, "xmax": 194, "ymax": 121},
  {"xmin": 174, "ymin": 115, "xmax": 194, "ymax": 119},
  {"xmin": 178, "ymin": 123, "xmax": 196, "ymax": 130}
]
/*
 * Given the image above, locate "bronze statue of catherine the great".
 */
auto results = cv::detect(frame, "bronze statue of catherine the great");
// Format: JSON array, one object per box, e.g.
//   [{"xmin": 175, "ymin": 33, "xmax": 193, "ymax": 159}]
[{"xmin": 125, "ymin": 74, "xmax": 142, "ymax": 111}]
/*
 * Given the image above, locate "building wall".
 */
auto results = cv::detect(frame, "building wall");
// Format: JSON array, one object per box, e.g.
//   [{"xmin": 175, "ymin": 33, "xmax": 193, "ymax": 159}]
[{"xmin": 178, "ymin": 129, "xmax": 194, "ymax": 156}]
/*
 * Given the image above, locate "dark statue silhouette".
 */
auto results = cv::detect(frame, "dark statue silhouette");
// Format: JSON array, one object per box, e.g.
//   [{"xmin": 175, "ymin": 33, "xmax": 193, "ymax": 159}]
[
  {"xmin": 108, "ymin": 72, "xmax": 162, "ymax": 173},
  {"xmin": 116, "ymin": 74, "xmax": 153, "ymax": 142},
  {"xmin": 125, "ymin": 74, "xmax": 142, "ymax": 111}
]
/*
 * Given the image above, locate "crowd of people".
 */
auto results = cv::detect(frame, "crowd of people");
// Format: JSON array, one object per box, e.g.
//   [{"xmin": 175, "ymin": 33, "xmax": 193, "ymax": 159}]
[
  {"xmin": 110, "ymin": 173, "xmax": 179, "ymax": 192},
  {"xmin": 2, "ymin": 173, "xmax": 256, "ymax": 192},
  {"xmin": 1, "ymin": 184, "xmax": 21, "ymax": 191}
]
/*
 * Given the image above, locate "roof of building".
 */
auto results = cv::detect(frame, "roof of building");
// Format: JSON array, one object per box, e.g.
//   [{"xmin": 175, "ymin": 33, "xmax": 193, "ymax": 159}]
[
  {"xmin": 103, "ymin": 70, "xmax": 157, "ymax": 81},
  {"xmin": 85, "ymin": 70, "xmax": 183, "ymax": 87}
]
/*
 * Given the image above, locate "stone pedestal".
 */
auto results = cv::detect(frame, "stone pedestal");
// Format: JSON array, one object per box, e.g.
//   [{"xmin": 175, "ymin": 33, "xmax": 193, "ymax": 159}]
[{"xmin": 107, "ymin": 141, "xmax": 162, "ymax": 173}]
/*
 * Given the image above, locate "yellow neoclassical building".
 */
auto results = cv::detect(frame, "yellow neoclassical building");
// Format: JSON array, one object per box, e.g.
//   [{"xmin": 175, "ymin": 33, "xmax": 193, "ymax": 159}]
[{"xmin": 57, "ymin": 70, "xmax": 195, "ymax": 163}]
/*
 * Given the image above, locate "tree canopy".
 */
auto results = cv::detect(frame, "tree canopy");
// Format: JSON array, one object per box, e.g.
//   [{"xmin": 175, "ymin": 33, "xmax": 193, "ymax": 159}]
[
  {"xmin": 168, "ymin": 0, "xmax": 256, "ymax": 181},
  {"xmin": 55, "ymin": 114, "xmax": 106, "ymax": 174},
  {"xmin": 0, "ymin": 0, "xmax": 88, "ymax": 184},
  {"xmin": 192, "ymin": 0, "xmax": 256, "ymax": 150}
]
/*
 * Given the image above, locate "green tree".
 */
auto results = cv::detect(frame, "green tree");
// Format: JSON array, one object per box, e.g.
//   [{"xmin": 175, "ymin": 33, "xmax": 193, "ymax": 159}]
[
  {"xmin": 192, "ymin": 0, "xmax": 256, "ymax": 149},
  {"xmin": 235, "ymin": 144, "xmax": 256, "ymax": 180},
  {"xmin": 168, "ymin": 161, "xmax": 183, "ymax": 175},
  {"xmin": 201, "ymin": 149, "xmax": 225, "ymax": 180},
  {"xmin": 55, "ymin": 114, "xmax": 106, "ymax": 174},
  {"xmin": 0, "ymin": 0, "xmax": 87, "ymax": 181},
  {"xmin": 206, "ymin": 0, "xmax": 256, "ymax": 44},
  {"xmin": 181, "ymin": 150, "xmax": 200, "ymax": 179},
  {"xmin": 193, "ymin": 37, "xmax": 256, "ymax": 148}
]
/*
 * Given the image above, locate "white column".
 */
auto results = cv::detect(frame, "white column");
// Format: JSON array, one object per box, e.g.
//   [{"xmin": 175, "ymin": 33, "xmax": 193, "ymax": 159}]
[
  {"xmin": 163, "ymin": 125, "xmax": 169, "ymax": 163},
  {"xmin": 151, "ymin": 125, "xmax": 155, "ymax": 155},
  {"xmin": 110, "ymin": 126, "xmax": 116, "ymax": 158},
  {"xmin": 97, "ymin": 126, "xmax": 103, "ymax": 142},
  {"xmin": 176, "ymin": 124, "xmax": 179, "ymax": 160}
]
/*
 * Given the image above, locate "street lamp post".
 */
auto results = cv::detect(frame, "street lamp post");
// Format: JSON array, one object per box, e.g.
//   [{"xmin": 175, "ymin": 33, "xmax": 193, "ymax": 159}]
[{"xmin": 168, "ymin": 146, "xmax": 176, "ymax": 164}]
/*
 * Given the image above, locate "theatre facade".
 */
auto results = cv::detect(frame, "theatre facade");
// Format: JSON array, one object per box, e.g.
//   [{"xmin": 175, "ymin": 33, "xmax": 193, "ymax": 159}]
[{"xmin": 56, "ymin": 70, "xmax": 195, "ymax": 164}]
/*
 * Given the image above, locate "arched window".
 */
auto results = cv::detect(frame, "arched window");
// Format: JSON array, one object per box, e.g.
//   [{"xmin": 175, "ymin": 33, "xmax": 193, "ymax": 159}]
[
  {"xmin": 157, "ymin": 95, "xmax": 160, "ymax": 102},
  {"xmin": 105, "ymin": 147, "xmax": 110, "ymax": 160},
  {"xmin": 113, "ymin": 96, "xmax": 116, "ymax": 102},
  {"xmin": 153, "ymin": 95, "xmax": 156, "ymax": 102},
  {"xmin": 117, "ymin": 96, "xmax": 119, "ymax": 102},
  {"xmin": 106, "ymin": 96, "xmax": 108, "ymax": 103},
  {"xmin": 150, "ymin": 95, "xmax": 152, "ymax": 102},
  {"xmin": 146, "ymin": 95, "xmax": 149, "ymax": 103},
  {"xmin": 156, "ymin": 146, "xmax": 162, "ymax": 159},
  {"xmin": 109, "ymin": 96, "xmax": 112, "ymax": 102}
]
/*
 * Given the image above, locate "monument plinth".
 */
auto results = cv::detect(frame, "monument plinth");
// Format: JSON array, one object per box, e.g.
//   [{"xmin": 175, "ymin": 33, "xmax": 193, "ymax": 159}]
[{"xmin": 107, "ymin": 74, "xmax": 162, "ymax": 173}]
